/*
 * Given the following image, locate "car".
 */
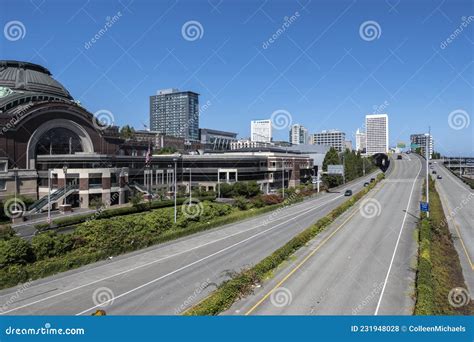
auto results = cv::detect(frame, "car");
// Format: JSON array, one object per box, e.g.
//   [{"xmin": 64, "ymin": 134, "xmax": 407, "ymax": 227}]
[
  {"xmin": 437, "ymin": 175, "xmax": 442, "ymax": 179},
  {"xmin": 370, "ymin": 178, "xmax": 376, "ymax": 183},
  {"xmin": 397, "ymin": 155, "xmax": 402, "ymax": 160},
  {"xmin": 432, "ymin": 170, "xmax": 437, "ymax": 174},
  {"xmin": 344, "ymin": 189, "xmax": 352, "ymax": 196},
  {"xmin": 363, "ymin": 182, "xmax": 370, "ymax": 187}
]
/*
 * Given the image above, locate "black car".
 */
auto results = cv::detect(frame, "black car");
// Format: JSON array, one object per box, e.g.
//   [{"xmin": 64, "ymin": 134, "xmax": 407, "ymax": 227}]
[
  {"xmin": 344, "ymin": 189, "xmax": 352, "ymax": 196},
  {"xmin": 370, "ymin": 178, "xmax": 376, "ymax": 183},
  {"xmin": 432, "ymin": 170, "xmax": 437, "ymax": 174},
  {"xmin": 437, "ymin": 175, "xmax": 442, "ymax": 179},
  {"xmin": 397, "ymin": 155, "xmax": 402, "ymax": 160},
  {"xmin": 363, "ymin": 182, "xmax": 370, "ymax": 187}
]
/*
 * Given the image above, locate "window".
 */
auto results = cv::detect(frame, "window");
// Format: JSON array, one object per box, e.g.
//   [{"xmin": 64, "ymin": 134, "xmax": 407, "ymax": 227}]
[
  {"xmin": 0, "ymin": 179, "xmax": 6, "ymax": 191},
  {"xmin": 0, "ymin": 161, "xmax": 7, "ymax": 172}
]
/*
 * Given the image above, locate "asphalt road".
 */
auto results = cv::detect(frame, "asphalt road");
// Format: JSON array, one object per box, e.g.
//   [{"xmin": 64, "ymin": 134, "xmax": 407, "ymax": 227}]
[
  {"xmin": 0, "ymin": 171, "xmax": 377, "ymax": 315},
  {"xmin": 230, "ymin": 154, "xmax": 422, "ymax": 315},
  {"xmin": 433, "ymin": 161, "xmax": 474, "ymax": 296}
]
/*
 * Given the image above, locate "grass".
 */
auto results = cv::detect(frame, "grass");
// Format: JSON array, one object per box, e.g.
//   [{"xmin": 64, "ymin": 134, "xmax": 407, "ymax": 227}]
[
  {"xmin": 414, "ymin": 178, "xmax": 473, "ymax": 315},
  {"xmin": 184, "ymin": 173, "xmax": 385, "ymax": 315}
]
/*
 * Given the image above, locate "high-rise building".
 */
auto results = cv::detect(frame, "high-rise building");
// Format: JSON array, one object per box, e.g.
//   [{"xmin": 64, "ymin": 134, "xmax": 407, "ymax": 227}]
[
  {"xmin": 311, "ymin": 129, "xmax": 346, "ymax": 152},
  {"xmin": 251, "ymin": 119, "xmax": 272, "ymax": 142},
  {"xmin": 410, "ymin": 133, "xmax": 434, "ymax": 159},
  {"xmin": 149, "ymin": 88, "xmax": 200, "ymax": 142},
  {"xmin": 355, "ymin": 128, "xmax": 366, "ymax": 153},
  {"xmin": 365, "ymin": 114, "xmax": 389, "ymax": 154},
  {"xmin": 289, "ymin": 124, "xmax": 308, "ymax": 145},
  {"xmin": 344, "ymin": 140, "xmax": 353, "ymax": 151}
]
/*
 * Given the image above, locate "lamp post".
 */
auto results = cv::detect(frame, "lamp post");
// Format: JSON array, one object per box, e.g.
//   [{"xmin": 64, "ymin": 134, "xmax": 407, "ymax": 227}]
[
  {"xmin": 47, "ymin": 169, "xmax": 51, "ymax": 226},
  {"xmin": 62, "ymin": 165, "xmax": 68, "ymax": 205},
  {"xmin": 425, "ymin": 130, "xmax": 430, "ymax": 218},
  {"xmin": 281, "ymin": 158, "xmax": 285, "ymax": 198},
  {"xmin": 173, "ymin": 156, "xmax": 178, "ymax": 223},
  {"xmin": 186, "ymin": 168, "xmax": 192, "ymax": 203}
]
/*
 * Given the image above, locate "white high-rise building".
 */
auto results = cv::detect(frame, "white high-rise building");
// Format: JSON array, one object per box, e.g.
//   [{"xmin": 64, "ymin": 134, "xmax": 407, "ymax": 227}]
[
  {"xmin": 311, "ymin": 129, "xmax": 346, "ymax": 152},
  {"xmin": 355, "ymin": 128, "xmax": 366, "ymax": 153},
  {"xmin": 251, "ymin": 119, "xmax": 272, "ymax": 142},
  {"xmin": 289, "ymin": 124, "xmax": 308, "ymax": 145},
  {"xmin": 410, "ymin": 134, "xmax": 434, "ymax": 159},
  {"xmin": 365, "ymin": 114, "xmax": 389, "ymax": 154}
]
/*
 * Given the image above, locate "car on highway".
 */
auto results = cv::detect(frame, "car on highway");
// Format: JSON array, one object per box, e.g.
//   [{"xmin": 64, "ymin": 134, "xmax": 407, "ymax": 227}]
[
  {"xmin": 370, "ymin": 178, "xmax": 376, "ymax": 183},
  {"xmin": 397, "ymin": 155, "xmax": 402, "ymax": 160},
  {"xmin": 437, "ymin": 175, "xmax": 442, "ymax": 179},
  {"xmin": 364, "ymin": 182, "xmax": 370, "ymax": 187},
  {"xmin": 344, "ymin": 189, "xmax": 352, "ymax": 196},
  {"xmin": 432, "ymin": 170, "xmax": 437, "ymax": 174}
]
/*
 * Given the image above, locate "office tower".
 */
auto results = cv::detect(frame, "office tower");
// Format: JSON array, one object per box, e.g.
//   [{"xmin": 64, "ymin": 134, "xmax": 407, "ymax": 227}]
[
  {"xmin": 251, "ymin": 119, "xmax": 272, "ymax": 142},
  {"xmin": 311, "ymin": 129, "xmax": 346, "ymax": 152},
  {"xmin": 289, "ymin": 124, "xmax": 309, "ymax": 145},
  {"xmin": 365, "ymin": 114, "xmax": 389, "ymax": 154},
  {"xmin": 355, "ymin": 128, "xmax": 367, "ymax": 153}
]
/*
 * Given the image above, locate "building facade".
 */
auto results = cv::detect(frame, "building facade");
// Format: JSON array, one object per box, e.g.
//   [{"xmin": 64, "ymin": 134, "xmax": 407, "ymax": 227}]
[
  {"xmin": 251, "ymin": 119, "xmax": 272, "ymax": 142},
  {"xmin": 365, "ymin": 114, "xmax": 389, "ymax": 155},
  {"xmin": 311, "ymin": 130, "xmax": 346, "ymax": 152},
  {"xmin": 199, "ymin": 128, "xmax": 237, "ymax": 151},
  {"xmin": 355, "ymin": 128, "xmax": 366, "ymax": 153},
  {"xmin": 149, "ymin": 88, "xmax": 199, "ymax": 142},
  {"xmin": 289, "ymin": 124, "xmax": 308, "ymax": 145},
  {"xmin": 410, "ymin": 133, "xmax": 433, "ymax": 159}
]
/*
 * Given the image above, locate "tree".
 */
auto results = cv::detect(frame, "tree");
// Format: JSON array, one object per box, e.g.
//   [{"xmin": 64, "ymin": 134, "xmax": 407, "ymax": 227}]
[
  {"xmin": 322, "ymin": 147, "xmax": 343, "ymax": 188},
  {"xmin": 120, "ymin": 125, "xmax": 135, "ymax": 139}
]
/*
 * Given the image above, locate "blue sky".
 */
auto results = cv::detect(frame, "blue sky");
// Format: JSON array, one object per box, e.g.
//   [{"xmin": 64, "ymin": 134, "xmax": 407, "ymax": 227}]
[{"xmin": 1, "ymin": 0, "xmax": 473, "ymax": 156}]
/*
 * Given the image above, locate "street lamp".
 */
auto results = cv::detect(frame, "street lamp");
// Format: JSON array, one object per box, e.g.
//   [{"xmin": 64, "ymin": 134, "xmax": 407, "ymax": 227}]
[
  {"xmin": 47, "ymin": 169, "xmax": 51, "ymax": 226},
  {"xmin": 281, "ymin": 157, "xmax": 285, "ymax": 198},
  {"xmin": 62, "ymin": 165, "xmax": 68, "ymax": 205},
  {"xmin": 173, "ymin": 156, "xmax": 179, "ymax": 223},
  {"xmin": 186, "ymin": 167, "xmax": 192, "ymax": 203}
]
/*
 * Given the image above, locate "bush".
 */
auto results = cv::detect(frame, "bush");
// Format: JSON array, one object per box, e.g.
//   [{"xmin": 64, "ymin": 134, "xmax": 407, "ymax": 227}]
[
  {"xmin": 233, "ymin": 196, "xmax": 248, "ymax": 210},
  {"xmin": 259, "ymin": 194, "xmax": 283, "ymax": 205},
  {"xmin": 31, "ymin": 231, "xmax": 74, "ymax": 260},
  {"xmin": 0, "ymin": 236, "xmax": 34, "ymax": 267}
]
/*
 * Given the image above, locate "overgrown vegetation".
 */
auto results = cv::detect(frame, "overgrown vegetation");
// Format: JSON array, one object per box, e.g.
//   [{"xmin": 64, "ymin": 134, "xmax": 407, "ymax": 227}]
[
  {"xmin": 414, "ymin": 178, "xmax": 473, "ymax": 315},
  {"xmin": 322, "ymin": 147, "xmax": 376, "ymax": 188},
  {"xmin": 184, "ymin": 173, "xmax": 385, "ymax": 315}
]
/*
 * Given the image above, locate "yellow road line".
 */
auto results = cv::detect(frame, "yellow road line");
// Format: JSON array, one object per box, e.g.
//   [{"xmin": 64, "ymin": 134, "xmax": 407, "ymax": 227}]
[
  {"xmin": 438, "ymin": 191, "xmax": 474, "ymax": 271},
  {"xmin": 245, "ymin": 183, "xmax": 386, "ymax": 315}
]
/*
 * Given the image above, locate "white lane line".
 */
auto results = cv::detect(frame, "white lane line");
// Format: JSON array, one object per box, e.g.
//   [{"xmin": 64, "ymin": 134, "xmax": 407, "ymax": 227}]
[
  {"xmin": 0, "ymin": 190, "xmax": 336, "ymax": 300},
  {"xmin": 74, "ymin": 193, "xmax": 349, "ymax": 315},
  {"xmin": 374, "ymin": 158, "xmax": 422, "ymax": 315},
  {"xmin": 1, "ymin": 193, "xmax": 347, "ymax": 315}
]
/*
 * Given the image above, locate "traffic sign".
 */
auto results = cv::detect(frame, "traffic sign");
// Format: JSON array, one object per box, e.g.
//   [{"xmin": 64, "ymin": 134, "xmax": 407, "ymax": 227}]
[
  {"xmin": 420, "ymin": 202, "xmax": 429, "ymax": 212},
  {"xmin": 327, "ymin": 165, "xmax": 344, "ymax": 175}
]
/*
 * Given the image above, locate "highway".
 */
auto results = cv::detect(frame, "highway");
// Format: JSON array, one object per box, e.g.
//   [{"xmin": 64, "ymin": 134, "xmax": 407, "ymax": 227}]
[
  {"xmin": 432, "ymin": 161, "xmax": 474, "ymax": 296},
  {"xmin": 229, "ymin": 154, "xmax": 423, "ymax": 315},
  {"xmin": 0, "ymin": 171, "xmax": 377, "ymax": 315}
]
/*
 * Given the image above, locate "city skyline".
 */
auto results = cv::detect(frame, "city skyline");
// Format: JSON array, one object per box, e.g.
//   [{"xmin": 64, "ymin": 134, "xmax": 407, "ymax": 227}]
[{"xmin": 1, "ymin": 1, "xmax": 472, "ymax": 155}]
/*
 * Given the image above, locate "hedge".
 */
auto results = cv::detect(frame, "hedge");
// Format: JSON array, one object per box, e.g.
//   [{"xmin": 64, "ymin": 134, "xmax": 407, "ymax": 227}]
[{"xmin": 185, "ymin": 173, "xmax": 385, "ymax": 315}]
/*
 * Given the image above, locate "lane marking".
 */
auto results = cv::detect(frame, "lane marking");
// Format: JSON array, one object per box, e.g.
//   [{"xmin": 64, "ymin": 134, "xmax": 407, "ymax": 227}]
[
  {"xmin": 245, "ymin": 183, "xmax": 386, "ymax": 315},
  {"xmin": 374, "ymin": 157, "xmax": 422, "ymax": 315},
  {"xmin": 1, "ymin": 191, "xmax": 350, "ymax": 315}
]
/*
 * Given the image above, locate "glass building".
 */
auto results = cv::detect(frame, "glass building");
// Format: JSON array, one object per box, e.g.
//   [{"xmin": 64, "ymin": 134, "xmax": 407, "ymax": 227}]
[{"xmin": 149, "ymin": 88, "xmax": 200, "ymax": 142}]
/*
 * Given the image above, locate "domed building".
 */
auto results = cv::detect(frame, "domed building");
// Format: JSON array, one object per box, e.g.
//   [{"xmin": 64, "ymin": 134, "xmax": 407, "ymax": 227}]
[{"xmin": 0, "ymin": 60, "xmax": 147, "ymax": 213}]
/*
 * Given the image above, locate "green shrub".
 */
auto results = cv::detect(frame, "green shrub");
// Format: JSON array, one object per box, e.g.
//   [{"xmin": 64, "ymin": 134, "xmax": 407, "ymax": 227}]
[
  {"xmin": 0, "ymin": 236, "xmax": 34, "ymax": 267},
  {"xmin": 31, "ymin": 231, "xmax": 74, "ymax": 260}
]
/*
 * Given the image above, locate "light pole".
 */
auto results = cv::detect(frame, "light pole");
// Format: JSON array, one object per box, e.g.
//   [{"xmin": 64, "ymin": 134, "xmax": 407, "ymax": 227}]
[
  {"xmin": 173, "ymin": 156, "xmax": 178, "ymax": 223},
  {"xmin": 47, "ymin": 169, "xmax": 51, "ymax": 225},
  {"xmin": 62, "ymin": 165, "xmax": 68, "ymax": 205},
  {"xmin": 281, "ymin": 158, "xmax": 285, "ymax": 198},
  {"xmin": 425, "ymin": 130, "xmax": 430, "ymax": 218},
  {"xmin": 187, "ymin": 167, "xmax": 192, "ymax": 203}
]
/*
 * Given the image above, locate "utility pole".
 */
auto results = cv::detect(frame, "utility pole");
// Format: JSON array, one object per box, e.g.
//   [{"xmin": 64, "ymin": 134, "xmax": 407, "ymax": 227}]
[
  {"xmin": 47, "ymin": 170, "xmax": 51, "ymax": 226},
  {"xmin": 281, "ymin": 157, "xmax": 285, "ymax": 198},
  {"xmin": 459, "ymin": 156, "xmax": 462, "ymax": 177},
  {"xmin": 188, "ymin": 168, "xmax": 192, "ymax": 203},
  {"xmin": 173, "ymin": 157, "xmax": 178, "ymax": 223},
  {"xmin": 425, "ymin": 128, "xmax": 430, "ymax": 218}
]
